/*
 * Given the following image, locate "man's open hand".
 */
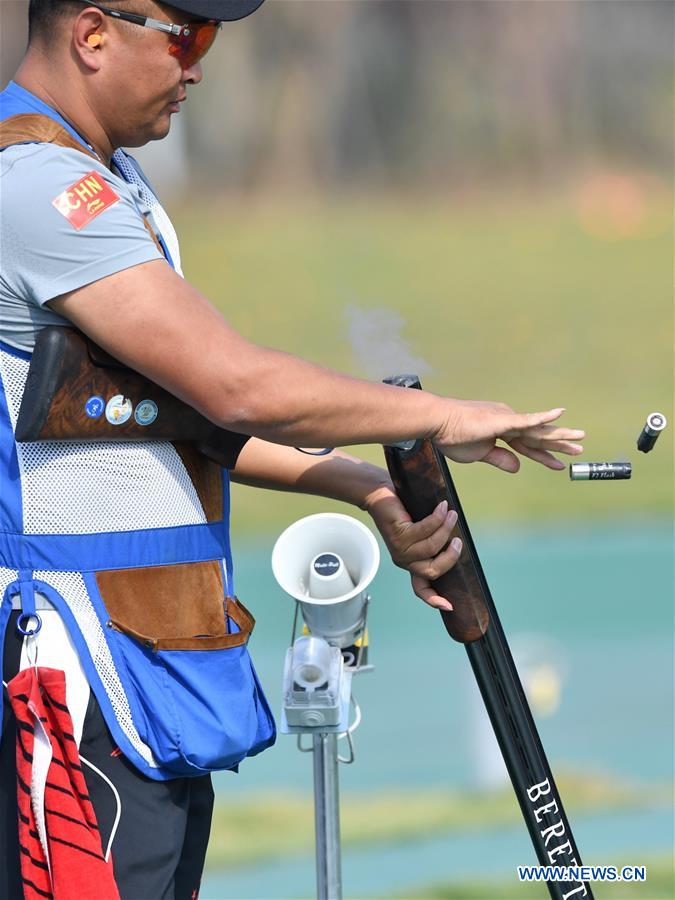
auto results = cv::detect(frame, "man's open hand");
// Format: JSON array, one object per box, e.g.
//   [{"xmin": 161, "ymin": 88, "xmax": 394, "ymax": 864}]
[{"xmin": 436, "ymin": 401, "xmax": 585, "ymax": 473}]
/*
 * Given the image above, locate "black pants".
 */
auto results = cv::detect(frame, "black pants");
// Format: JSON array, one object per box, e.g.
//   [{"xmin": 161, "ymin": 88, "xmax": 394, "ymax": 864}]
[{"xmin": 1, "ymin": 612, "xmax": 214, "ymax": 900}]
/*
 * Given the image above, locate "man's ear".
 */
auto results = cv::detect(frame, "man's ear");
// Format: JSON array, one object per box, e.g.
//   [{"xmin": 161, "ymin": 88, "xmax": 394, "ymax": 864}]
[{"xmin": 72, "ymin": 10, "xmax": 107, "ymax": 70}]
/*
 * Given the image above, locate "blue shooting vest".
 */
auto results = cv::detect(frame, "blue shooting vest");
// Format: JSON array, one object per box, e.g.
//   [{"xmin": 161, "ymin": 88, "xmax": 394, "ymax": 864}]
[{"xmin": 0, "ymin": 84, "xmax": 276, "ymax": 779}]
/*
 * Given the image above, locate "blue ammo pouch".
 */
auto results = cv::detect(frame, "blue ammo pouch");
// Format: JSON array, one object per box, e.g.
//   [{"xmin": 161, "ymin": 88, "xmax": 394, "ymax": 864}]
[{"xmin": 91, "ymin": 560, "xmax": 276, "ymax": 777}]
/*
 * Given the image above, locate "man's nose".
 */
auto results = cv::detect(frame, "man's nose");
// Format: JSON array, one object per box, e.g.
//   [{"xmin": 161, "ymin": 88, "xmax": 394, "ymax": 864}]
[{"xmin": 183, "ymin": 61, "xmax": 203, "ymax": 85}]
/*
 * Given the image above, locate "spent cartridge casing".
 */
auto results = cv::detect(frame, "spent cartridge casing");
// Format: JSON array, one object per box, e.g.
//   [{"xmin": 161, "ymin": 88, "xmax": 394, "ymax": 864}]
[
  {"xmin": 637, "ymin": 412, "xmax": 667, "ymax": 453},
  {"xmin": 570, "ymin": 462, "xmax": 632, "ymax": 481}
]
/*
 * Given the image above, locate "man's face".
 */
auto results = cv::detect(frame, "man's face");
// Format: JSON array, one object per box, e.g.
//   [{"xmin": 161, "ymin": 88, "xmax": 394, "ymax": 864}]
[{"xmin": 95, "ymin": 0, "xmax": 207, "ymax": 148}]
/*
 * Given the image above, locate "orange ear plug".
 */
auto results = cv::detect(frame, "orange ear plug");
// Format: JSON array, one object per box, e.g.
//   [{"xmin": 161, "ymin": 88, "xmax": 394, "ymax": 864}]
[{"xmin": 87, "ymin": 34, "xmax": 102, "ymax": 48}]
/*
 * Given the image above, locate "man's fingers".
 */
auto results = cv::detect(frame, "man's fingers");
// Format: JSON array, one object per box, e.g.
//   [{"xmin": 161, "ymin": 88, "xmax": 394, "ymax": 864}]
[
  {"xmin": 402, "ymin": 508, "xmax": 458, "ymax": 561},
  {"xmin": 500, "ymin": 410, "xmax": 585, "ymax": 442},
  {"xmin": 409, "ymin": 536, "xmax": 462, "ymax": 581},
  {"xmin": 507, "ymin": 439, "xmax": 566, "ymax": 470},
  {"xmin": 481, "ymin": 445, "xmax": 521, "ymax": 472},
  {"xmin": 411, "ymin": 575, "xmax": 454, "ymax": 612},
  {"xmin": 521, "ymin": 427, "xmax": 586, "ymax": 444},
  {"xmin": 537, "ymin": 440, "xmax": 584, "ymax": 454},
  {"xmin": 542, "ymin": 427, "xmax": 585, "ymax": 441},
  {"xmin": 397, "ymin": 499, "xmax": 450, "ymax": 546},
  {"xmin": 500, "ymin": 407, "xmax": 566, "ymax": 435},
  {"xmin": 509, "ymin": 435, "xmax": 583, "ymax": 461}
]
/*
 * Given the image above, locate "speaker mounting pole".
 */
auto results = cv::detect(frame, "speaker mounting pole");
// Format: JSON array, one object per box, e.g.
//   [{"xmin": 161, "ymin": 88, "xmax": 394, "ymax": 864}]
[{"xmin": 313, "ymin": 732, "xmax": 342, "ymax": 900}]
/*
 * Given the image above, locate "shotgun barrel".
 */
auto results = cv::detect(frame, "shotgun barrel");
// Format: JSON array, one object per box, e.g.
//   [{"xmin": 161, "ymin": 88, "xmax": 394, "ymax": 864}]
[{"xmin": 384, "ymin": 374, "xmax": 592, "ymax": 900}]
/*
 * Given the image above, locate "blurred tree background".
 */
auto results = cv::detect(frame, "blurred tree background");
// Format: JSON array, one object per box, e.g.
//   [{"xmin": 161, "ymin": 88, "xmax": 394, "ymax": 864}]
[
  {"xmin": 2, "ymin": 1, "xmax": 671, "ymax": 190},
  {"xmin": 1, "ymin": 0, "xmax": 672, "ymax": 530},
  {"xmin": 190, "ymin": 0, "xmax": 673, "ymax": 193}
]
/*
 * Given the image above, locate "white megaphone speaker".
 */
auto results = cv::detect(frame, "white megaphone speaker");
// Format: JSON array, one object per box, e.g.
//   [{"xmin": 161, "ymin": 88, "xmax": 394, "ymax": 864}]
[{"xmin": 272, "ymin": 513, "xmax": 380, "ymax": 648}]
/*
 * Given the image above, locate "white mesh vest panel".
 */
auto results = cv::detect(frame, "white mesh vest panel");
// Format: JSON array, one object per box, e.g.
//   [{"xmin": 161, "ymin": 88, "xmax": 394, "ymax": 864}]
[
  {"xmin": 34, "ymin": 571, "xmax": 157, "ymax": 767},
  {"xmin": 2, "ymin": 558, "xmax": 157, "ymax": 768},
  {"xmin": 0, "ymin": 567, "xmax": 17, "ymax": 604}
]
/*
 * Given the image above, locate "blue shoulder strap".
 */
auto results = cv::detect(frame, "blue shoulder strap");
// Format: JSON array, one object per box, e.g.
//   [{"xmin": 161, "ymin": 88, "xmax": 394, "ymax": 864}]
[{"xmin": 0, "ymin": 81, "xmax": 92, "ymax": 152}]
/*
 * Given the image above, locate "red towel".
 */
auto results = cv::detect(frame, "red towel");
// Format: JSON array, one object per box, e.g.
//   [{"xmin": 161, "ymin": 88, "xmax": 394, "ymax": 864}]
[{"xmin": 7, "ymin": 666, "xmax": 119, "ymax": 900}]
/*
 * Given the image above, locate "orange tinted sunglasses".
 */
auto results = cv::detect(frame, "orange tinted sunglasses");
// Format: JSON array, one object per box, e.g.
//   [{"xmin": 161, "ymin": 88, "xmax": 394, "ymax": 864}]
[{"xmin": 73, "ymin": 1, "xmax": 221, "ymax": 67}]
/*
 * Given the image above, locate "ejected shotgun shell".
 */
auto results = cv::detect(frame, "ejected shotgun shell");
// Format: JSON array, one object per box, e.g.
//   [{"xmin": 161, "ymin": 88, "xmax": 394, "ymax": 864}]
[
  {"xmin": 570, "ymin": 462, "xmax": 632, "ymax": 481},
  {"xmin": 637, "ymin": 412, "xmax": 667, "ymax": 453}
]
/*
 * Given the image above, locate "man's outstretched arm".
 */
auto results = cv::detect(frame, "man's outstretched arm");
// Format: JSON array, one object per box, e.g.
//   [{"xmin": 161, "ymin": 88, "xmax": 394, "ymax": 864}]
[{"xmin": 50, "ymin": 259, "xmax": 584, "ymax": 471}]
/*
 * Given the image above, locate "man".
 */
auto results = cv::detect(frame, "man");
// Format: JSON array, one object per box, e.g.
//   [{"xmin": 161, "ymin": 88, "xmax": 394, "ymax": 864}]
[{"xmin": 0, "ymin": 1, "xmax": 584, "ymax": 897}]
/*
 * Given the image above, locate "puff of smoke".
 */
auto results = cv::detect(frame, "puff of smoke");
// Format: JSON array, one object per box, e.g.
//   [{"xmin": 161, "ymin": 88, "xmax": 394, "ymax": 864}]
[{"xmin": 346, "ymin": 305, "xmax": 432, "ymax": 382}]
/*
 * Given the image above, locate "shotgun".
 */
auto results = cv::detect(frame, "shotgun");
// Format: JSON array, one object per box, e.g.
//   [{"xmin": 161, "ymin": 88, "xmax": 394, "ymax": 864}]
[
  {"xmin": 383, "ymin": 374, "xmax": 592, "ymax": 900},
  {"xmin": 15, "ymin": 326, "xmax": 249, "ymax": 469}
]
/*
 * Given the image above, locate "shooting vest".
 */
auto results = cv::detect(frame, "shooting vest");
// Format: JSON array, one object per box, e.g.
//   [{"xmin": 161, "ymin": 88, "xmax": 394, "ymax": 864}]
[{"xmin": 0, "ymin": 86, "xmax": 276, "ymax": 779}]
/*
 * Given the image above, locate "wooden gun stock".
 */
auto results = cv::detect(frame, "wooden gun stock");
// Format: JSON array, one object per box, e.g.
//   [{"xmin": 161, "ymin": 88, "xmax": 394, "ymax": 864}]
[
  {"xmin": 15, "ymin": 327, "xmax": 249, "ymax": 470},
  {"xmin": 383, "ymin": 376, "xmax": 489, "ymax": 643}
]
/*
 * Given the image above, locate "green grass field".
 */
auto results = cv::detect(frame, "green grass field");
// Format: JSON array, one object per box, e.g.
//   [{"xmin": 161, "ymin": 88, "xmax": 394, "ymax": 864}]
[
  {"xmin": 204, "ymin": 773, "xmax": 672, "ymax": 898},
  {"xmin": 406, "ymin": 856, "xmax": 673, "ymax": 900},
  {"xmin": 205, "ymin": 772, "xmax": 668, "ymax": 870},
  {"xmin": 170, "ymin": 187, "xmax": 672, "ymax": 533}
]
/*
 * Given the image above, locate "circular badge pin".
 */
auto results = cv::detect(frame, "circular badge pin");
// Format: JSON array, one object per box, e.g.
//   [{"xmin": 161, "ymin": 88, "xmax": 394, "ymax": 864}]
[
  {"xmin": 105, "ymin": 394, "xmax": 133, "ymax": 426},
  {"xmin": 134, "ymin": 399, "xmax": 158, "ymax": 427},
  {"xmin": 85, "ymin": 395, "xmax": 105, "ymax": 419}
]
